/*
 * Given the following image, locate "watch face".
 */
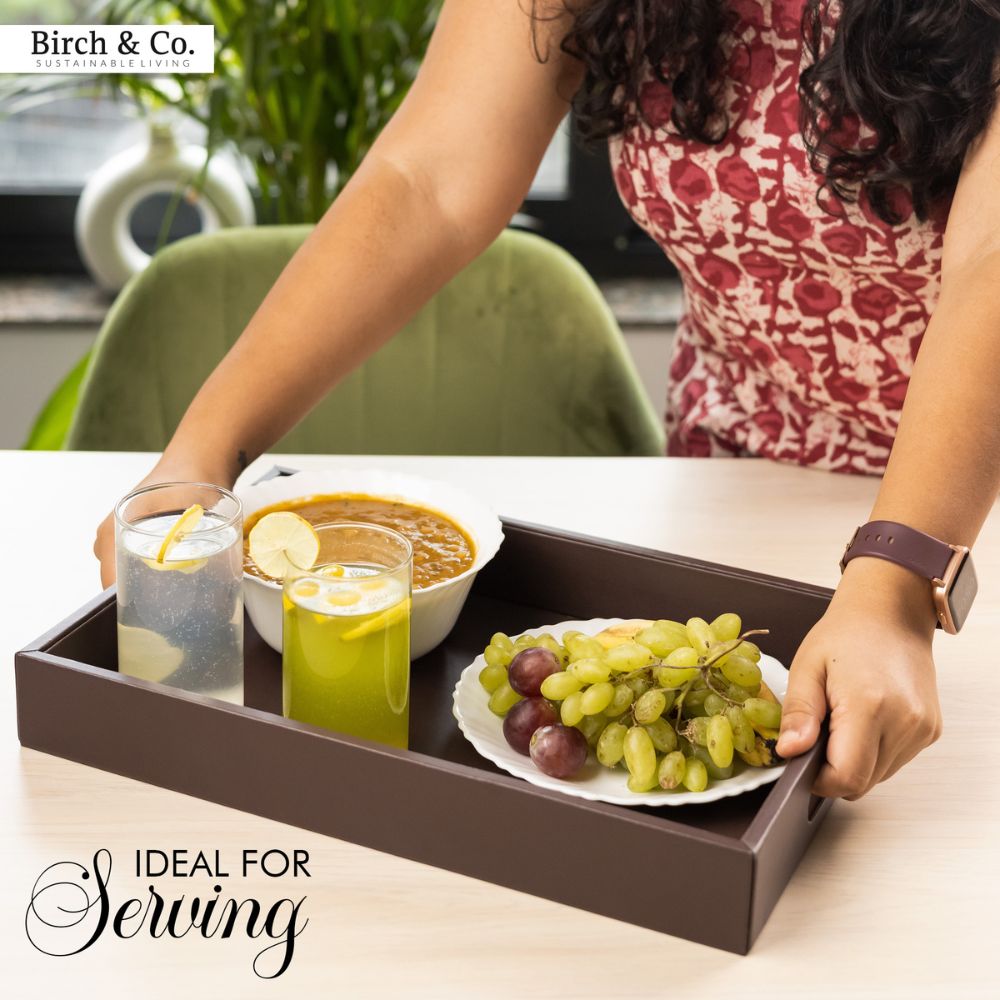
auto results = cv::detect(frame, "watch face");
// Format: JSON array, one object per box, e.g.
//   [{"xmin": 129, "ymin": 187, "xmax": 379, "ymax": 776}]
[{"xmin": 947, "ymin": 554, "xmax": 978, "ymax": 633}]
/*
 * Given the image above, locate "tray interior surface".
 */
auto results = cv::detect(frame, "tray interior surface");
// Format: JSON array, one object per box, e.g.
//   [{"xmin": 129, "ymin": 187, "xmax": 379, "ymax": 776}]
[{"xmin": 44, "ymin": 588, "xmax": 773, "ymax": 843}]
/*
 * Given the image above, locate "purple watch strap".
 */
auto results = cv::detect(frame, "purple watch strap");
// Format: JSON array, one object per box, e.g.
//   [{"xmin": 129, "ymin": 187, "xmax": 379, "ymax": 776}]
[{"xmin": 840, "ymin": 520, "xmax": 954, "ymax": 581}]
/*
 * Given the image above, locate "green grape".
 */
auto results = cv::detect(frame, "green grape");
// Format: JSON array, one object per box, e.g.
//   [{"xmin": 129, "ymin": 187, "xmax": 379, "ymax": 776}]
[
  {"xmin": 707, "ymin": 714, "xmax": 735, "ymax": 768},
  {"xmin": 560, "ymin": 691, "xmax": 585, "ymax": 726},
  {"xmin": 605, "ymin": 683, "xmax": 634, "ymax": 717},
  {"xmin": 710, "ymin": 613, "xmax": 742, "ymax": 643},
  {"xmin": 577, "ymin": 713, "xmax": 606, "ymax": 747},
  {"xmin": 596, "ymin": 721, "xmax": 628, "ymax": 767},
  {"xmin": 734, "ymin": 640, "xmax": 761, "ymax": 662},
  {"xmin": 704, "ymin": 693, "xmax": 727, "ymax": 716},
  {"xmin": 570, "ymin": 657, "xmax": 611, "ymax": 684},
  {"xmin": 605, "ymin": 641, "xmax": 654, "ymax": 673},
  {"xmin": 560, "ymin": 630, "xmax": 583, "ymax": 648},
  {"xmin": 635, "ymin": 623, "xmax": 686, "ymax": 657},
  {"xmin": 725, "ymin": 683, "xmax": 754, "ymax": 704},
  {"xmin": 704, "ymin": 639, "xmax": 741, "ymax": 668},
  {"xmin": 725, "ymin": 705, "xmax": 755, "ymax": 754},
  {"xmin": 659, "ymin": 689, "xmax": 676, "ymax": 714},
  {"xmin": 565, "ymin": 634, "xmax": 605, "ymax": 662},
  {"xmin": 488, "ymin": 680, "xmax": 522, "ymax": 717},
  {"xmin": 478, "ymin": 663, "xmax": 507, "ymax": 694},
  {"xmin": 743, "ymin": 698, "xmax": 782, "ymax": 730},
  {"xmin": 624, "ymin": 673, "xmax": 653, "ymax": 699},
  {"xmin": 691, "ymin": 743, "xmax": 733, "ymax": 781},
  {"xmin": 628, "ymin": 771, "xmax": 660, "ymax": 793},
  {"xmin": 665, "ymin": 645, "xmax": 700, "ymax": 668},
  {"xmin": 686, "ymin": 716, "xmax": 710, "ymax": 746},
  {"xmin": 675, "ymin": 733, "xmax": 695, "ymax": 757},
  {"xmin": 685, "ymin": 617, "xmax": 716, "ymax": 656},
  {"xmin": 681, "ymin": 689, "xmax": 711, "ymax": 718},
  {"xmin": 540, "ymin": 670, "xmax": 582, "ymax": 701},
  {"xmin": 633, "ymin": 624, "xmax": 668, "ymax": 654},
  {"xmin": 580, "ymin": 681, "xmax": 615, "ymax": 716},
  {"xmin": 644, "ymin": 717, "xmax": 678, "ymax": 753},
  {"xmin": 654, "ymin": 665, "xmax": 699, "ymax": 688},
  {"xmin": 658, "ymin": 750, "xmax": 687, "ymax": 789},
  {"xmin": 490, "ymin": 632, "xmax": 516, "ymax": 656},
  {"xmin": 623, "ymin": 726, "xmax": 657, "ymax": 785},
  {"xmin": 634, "ymin": 689, "xmax": 667, "ymax": 725},
  {"xmin": 720, "ymin": 655, "xmax": 762, "ymax": 689},
  {"xmin": 484, "ymin": 643, "xmax": 512, "ymax": 669},
  {"xmin": 534, "ymin": 633, "xmax": 565, "ymax": 661},
  {"xmin": 682, "ymin": 756, "xmax": 709, "ymax": 792},
  {"xmin": 691, "ymin": 675, "xmax": 708, "ymax": 691}
]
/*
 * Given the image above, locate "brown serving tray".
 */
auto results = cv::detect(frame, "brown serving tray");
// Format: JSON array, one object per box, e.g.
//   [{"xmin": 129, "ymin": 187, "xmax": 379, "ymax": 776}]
[{"xmin": 15, "ymin": 519, "xmax": 834, "ymax": 954}]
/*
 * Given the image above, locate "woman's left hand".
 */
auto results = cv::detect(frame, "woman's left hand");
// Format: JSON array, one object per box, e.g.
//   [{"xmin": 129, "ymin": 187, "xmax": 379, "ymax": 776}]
[{"xmin": 775, "ymin": 558, "xmax": 943, "ymax": 799}]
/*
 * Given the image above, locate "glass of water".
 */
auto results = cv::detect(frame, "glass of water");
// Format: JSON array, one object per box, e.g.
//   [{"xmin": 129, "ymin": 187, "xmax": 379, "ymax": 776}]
[{"xmin": 115, "ymin": 482, "xmax": 244, "ymax": 704}]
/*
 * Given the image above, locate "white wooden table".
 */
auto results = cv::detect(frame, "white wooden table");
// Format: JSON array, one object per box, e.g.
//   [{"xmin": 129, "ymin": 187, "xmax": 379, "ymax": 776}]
[{"xmin": 3, "ymin": 451, "xmax": 996, "ymax": 998}]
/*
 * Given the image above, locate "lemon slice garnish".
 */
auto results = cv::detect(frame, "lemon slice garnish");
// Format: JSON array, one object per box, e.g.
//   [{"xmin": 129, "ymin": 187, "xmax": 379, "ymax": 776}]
[
  {"xmin": 156, "ymin": 504, "xmax": 204, "ymax": 563},
  {"xmin": 142, "ymin": 557, "xmax": 207, "ymax": 574},
  {"xmin": 248, "ymin": 512, "xmax": 320, "ymax": 580},
  {"xmin": 342, "ymin": 597, "xmax": 411, "ymax": 641},
  {"xmin": 117, "ymin": 624, "xmax": 184, "ymax": 682},
  {"xmin": 317, "ymin": 564, "xmax": 346, "ymax": 578},
  {"xmin": 325, "ymin": 590, "xmax": 361, "ymax": 608}
]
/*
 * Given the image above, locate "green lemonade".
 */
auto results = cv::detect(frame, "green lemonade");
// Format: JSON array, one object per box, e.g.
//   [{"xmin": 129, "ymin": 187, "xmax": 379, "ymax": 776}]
[{"xmin": 282, "ymin": 566, "xmax": 410, "ymax": 748}]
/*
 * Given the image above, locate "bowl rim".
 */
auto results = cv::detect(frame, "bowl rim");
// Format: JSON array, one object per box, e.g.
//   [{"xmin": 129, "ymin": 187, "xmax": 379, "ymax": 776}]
[{"xmin": 238, "ymin": 468, "xmax": 504, "ymax": 596}]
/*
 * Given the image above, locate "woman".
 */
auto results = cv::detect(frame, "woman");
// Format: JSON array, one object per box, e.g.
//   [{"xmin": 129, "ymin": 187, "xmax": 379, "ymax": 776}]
[{"xmin": 94, "ymin": 0, "xmax": 1000, "ymax": 799}]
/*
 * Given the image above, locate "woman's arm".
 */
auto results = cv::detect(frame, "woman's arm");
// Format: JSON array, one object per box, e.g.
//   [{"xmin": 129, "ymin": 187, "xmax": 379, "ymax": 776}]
[
  {"xmin": 776, "ymin": 106, "xmax": 1000, "ymax": 798},
  {"xmin": 94, "ymin": 0, "xmax": 581, "ymax": 583}
]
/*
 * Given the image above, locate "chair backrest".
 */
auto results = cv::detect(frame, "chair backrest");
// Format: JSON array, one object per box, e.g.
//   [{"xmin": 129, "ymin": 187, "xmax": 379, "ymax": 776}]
[{"xmin": 67, "ymin": 226, "xmax": 665, "ymax": 456}]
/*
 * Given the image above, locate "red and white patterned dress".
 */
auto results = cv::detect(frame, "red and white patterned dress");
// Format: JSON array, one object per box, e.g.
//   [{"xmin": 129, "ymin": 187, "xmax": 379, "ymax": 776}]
[{"xmin": 609, "ymin": 0, "xmax": 947, "ymax": 474}]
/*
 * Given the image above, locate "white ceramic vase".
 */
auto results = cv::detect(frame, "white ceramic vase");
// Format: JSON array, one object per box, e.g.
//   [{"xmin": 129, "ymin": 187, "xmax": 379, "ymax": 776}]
[{"xmin": 74, "ymin": 120, "xmax": 256, "ymax": 291}]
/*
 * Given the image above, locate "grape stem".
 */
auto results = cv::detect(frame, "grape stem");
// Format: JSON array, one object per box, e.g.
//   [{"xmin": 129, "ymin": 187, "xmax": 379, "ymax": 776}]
[
  {"xmin": 621, "ymin": 628, "xmax": 770, "ymax": 726},
  {"xmin": 683, "ymin": 628, "xmax": 770, "ymax": 715}
]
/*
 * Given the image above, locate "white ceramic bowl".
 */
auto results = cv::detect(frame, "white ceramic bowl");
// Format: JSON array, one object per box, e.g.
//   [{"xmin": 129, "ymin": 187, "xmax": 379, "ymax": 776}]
[{"xmin": 237, "ymin": 469, "xmax": 504, "ymax": 660}]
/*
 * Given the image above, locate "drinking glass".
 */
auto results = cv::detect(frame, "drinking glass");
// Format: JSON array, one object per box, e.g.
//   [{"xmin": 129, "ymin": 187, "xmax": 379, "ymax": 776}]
[
  {"xmin": 282, "ymin": 522, "xmax": 412, "ymax": 748},
  {"xmin": 115, "ymin": 482, "xmax": 244, "ymax": 704}
]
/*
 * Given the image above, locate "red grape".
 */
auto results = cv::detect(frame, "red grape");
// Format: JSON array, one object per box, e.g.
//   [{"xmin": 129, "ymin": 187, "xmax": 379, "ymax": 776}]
[
  {"xmin": 529, "ymin": 724, "xmax": 588, "ymax": 779},
  {"xmin": 508, "ymin": 647, "xmax": 561, "ymax": 697},
  {"xmin": 502, "ymin": 697, "xmax": 558, "ymax": 755}
]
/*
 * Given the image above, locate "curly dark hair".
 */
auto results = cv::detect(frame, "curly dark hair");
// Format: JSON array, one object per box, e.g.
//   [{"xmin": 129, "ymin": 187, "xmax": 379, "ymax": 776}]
[{"xmin": 544, "ymin": 0, "xmax": 1000, "ymax": 224}]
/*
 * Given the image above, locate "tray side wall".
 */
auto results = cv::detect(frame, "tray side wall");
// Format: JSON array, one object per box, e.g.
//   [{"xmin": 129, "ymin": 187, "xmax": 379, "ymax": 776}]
[{"xmin": 476, "ymin": 523, "xmax": 832, "ymax": 667}]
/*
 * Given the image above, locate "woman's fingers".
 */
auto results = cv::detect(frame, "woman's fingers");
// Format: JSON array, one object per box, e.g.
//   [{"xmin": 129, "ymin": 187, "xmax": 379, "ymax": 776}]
[
  {"xmin": 94, "ymin": 512, "xmax": 117, "ymax": 587},
  {"xmin": 812, "ymin": 707, "xmax": 881, "ymax": 799},
  {"xmin": 775, "ymin": 652, "xmax": 827, "ymax": 758}
]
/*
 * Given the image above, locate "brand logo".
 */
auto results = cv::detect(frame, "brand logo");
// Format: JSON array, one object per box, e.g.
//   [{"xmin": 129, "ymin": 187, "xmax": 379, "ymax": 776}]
[
  {"xmin": 25, "ymin": 848, "xmax": 309, "ymax": 979},
  {"xmin": 0, "ymin": 24, "xmax": 214, "ymax": 74}
]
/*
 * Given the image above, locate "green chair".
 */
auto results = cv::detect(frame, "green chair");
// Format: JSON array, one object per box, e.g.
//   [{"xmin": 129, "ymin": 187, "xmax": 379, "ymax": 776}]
[{"xmin": 45, "ymin": 226, "xmax": 664, "ymax": 456}]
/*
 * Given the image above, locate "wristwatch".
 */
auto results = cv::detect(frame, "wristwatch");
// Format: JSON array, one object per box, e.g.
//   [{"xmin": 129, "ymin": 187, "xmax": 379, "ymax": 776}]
[{"xmin": 840, "ymin": 519, "xmax": 978, "ymax": 634}]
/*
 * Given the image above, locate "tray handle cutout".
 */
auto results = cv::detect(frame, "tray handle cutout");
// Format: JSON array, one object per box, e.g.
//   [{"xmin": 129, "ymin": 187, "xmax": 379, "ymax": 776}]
[{"xmin": 807, "ymin": 794, "xmax": 825, "ymax": 822}]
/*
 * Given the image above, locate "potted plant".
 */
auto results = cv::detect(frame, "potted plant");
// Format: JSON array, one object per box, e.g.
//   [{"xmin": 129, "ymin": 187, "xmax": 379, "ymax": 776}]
[{"xmin": 103, "ymin": 0, "xmax": 441, "ymax": 223}]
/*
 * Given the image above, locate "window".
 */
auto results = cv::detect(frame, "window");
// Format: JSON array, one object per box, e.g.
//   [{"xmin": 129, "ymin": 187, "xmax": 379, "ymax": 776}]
[{"xmin": 0, "ymin": 3, "xmax": 668, "ymax": 278}]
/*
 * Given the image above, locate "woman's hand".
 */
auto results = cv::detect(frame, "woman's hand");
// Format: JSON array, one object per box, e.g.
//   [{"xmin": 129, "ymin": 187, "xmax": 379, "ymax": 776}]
[
  {"xmin": 93, "ymin": 454, "xmax": 236, "ymax": 588},
  {"xmin": 776, "ymin": 557, "xmax": 943, "ymax": 799}
]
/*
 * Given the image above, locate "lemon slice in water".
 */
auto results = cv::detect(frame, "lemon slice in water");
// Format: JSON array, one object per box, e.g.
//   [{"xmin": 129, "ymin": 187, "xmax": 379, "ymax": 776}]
[
  {"xmin": 248, "ymin": 512, "xmax": 320, "ymax": 580},
  {"xmin": 117, "ymin": 625, "xmax": 184, "ymax": 682},
  {"xmin": 141, "ymin": 556, "xmax": 207, "ymax": 574},
  {"xmin": 156, "ymin": 503, "xmax": 204, "ymax": 563},
  {"xmin": 342, "ymin": 597, "xmax": 411, "ymax": 642}
]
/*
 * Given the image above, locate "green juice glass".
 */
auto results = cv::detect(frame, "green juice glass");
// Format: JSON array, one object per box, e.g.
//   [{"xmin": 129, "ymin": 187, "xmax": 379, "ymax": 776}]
[{"xmin": 282, "ymin": 522, "xmax": 412, "ymax": 748}]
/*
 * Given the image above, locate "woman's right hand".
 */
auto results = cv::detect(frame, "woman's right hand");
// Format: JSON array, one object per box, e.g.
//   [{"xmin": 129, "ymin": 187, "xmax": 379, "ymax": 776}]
[{"xmin": 94, "ymin": 456, "xmax": 235, "ymax": 588}]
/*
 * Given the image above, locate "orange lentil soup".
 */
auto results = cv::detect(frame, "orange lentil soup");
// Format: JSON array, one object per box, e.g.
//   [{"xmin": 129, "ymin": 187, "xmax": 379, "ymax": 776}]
[{"xmin": 244, "ymin": 493, "xmax": 476, "ymax": 589}]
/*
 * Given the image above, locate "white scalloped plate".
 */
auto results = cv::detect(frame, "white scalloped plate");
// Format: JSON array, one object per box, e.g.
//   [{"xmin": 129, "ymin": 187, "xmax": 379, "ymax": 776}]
[{"xmin": 452, "ymin": 618, "xmax": 788, "ymax": 807}]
